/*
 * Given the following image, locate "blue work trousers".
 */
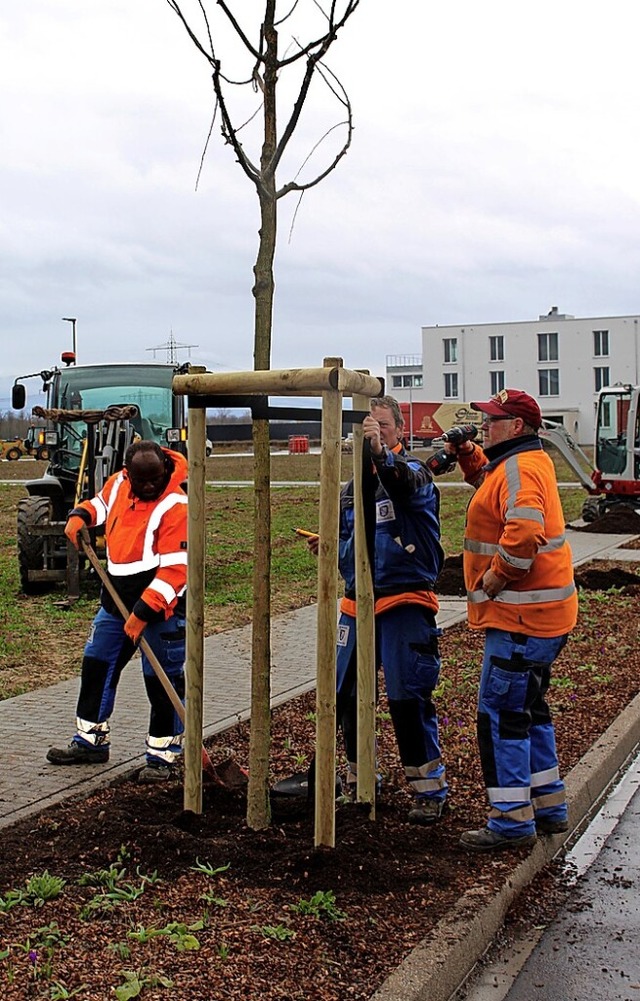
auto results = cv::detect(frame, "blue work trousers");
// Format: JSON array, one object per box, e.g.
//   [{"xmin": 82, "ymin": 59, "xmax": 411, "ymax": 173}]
[
  {"xmin": 74, "ymin": 607, "xmax": 185, "ymax": 763},
  {"xmin": 337, "ymin": 605, "xmax": 447, "ymax": 802},
  {"xmin": 478, "ymin": 628, "xmax": 568, "ymax": 837}
]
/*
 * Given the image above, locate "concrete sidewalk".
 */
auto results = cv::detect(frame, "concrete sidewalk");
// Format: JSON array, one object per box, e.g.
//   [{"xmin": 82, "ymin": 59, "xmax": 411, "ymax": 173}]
[{"xmin": 0, "ymin": 528, "xmax": 636, "ymax": 837}]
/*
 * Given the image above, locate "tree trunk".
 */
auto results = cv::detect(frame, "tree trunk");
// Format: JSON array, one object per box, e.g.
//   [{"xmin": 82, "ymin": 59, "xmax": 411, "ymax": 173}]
[{"xmin": 246, "ymin": 9, "xmax": 278, "ymax": 831}]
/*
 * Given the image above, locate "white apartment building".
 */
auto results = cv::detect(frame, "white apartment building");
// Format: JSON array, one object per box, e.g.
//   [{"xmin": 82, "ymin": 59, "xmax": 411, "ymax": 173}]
[{"xmin": 386, "ymin": 308, "xmax": 640, "ymax": 444}]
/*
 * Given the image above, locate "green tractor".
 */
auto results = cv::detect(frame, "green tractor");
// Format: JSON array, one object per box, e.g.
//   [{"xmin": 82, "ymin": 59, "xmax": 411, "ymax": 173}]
[{"xmin": 12, "ymin": 352, "xmax": 191, "ymax": 598}]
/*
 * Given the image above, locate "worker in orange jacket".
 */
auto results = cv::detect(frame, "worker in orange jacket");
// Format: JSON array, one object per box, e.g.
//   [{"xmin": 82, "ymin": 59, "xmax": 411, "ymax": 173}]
[
  {"xmin": 46, "ymin": 441, "xmax": 188, "ymax": 783},
  {"xmin": 444, "ymin": 389, "xmax": 578, "ymax": 851}
]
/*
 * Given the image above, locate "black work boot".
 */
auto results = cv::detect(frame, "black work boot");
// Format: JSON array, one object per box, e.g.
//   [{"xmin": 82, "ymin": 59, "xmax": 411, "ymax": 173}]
[
  {"xmin": 46, "ymin": 742, "xmax": 109, "ymax": 765},
  {"xmin": 138, "ymin": 762, "xmax": 174, "ymax": 784}
]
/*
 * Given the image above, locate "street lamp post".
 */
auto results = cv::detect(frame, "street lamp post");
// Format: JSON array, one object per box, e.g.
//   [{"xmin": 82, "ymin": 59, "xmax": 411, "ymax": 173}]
[{"xmin": 62, "ymin": 317, "xmax": 77, "ymax": 360}]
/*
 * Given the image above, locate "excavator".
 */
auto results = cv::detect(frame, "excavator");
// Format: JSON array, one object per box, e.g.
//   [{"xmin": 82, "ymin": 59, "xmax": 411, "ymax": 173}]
[
  {"xmin": 12, "ymin": 351, "xmax": 193, "ymax": 598},
  {"xmin": 538, "ymin": 383, "xmax": 640, "ymax": 522},
  {"xmin": 427, "ymin": 383, "xmax": 640, "ymax": 523}
]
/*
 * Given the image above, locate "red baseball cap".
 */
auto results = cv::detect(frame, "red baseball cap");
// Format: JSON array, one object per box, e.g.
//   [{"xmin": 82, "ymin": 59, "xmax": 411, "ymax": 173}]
[{"xmin": 470, "ymin": 389, "xmax": 542, "ymax": 430}]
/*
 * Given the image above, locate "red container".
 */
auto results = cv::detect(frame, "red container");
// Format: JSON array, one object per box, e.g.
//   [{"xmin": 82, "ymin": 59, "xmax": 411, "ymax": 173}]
[{"xmin": 288, "ymin": 435, "xmax": 309, "ymax": 454}]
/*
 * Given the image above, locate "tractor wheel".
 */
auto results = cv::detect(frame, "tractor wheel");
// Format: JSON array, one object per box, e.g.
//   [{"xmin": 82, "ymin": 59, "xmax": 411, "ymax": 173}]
[
  {"xmin": 36, "ymin": 446, "xmax": 50, "ymax": 462},
  {"xmin": 581, "ymin": 496, "xmax": 603, "ymax": 523},
  {"xmin": 17, "ymin": 496, "xmax": 53, "ymax": 594},
  {"xmin": 6, "ymin": 447, "xmax": 21, "ymax": 461}
]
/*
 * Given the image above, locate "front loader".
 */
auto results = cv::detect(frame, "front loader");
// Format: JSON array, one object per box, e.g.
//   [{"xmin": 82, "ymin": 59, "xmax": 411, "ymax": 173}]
[{"xmin": 12, "ymin": 353, "xmax": 191, "ymax": 598}]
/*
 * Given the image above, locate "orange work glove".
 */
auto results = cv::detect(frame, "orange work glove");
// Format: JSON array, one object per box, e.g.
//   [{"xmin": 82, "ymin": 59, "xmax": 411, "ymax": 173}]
[
  {"xmin": 124, "ymin": 613, "xmax": 147, "ymax": 644},
  {"xmin": 64, "ymin": 515, "xmax": 88, "ymax": 549}
]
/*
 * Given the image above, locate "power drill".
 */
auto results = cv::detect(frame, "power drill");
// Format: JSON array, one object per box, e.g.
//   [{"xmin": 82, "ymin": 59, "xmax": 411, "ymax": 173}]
[{"xmin": 426, "ymin": 424, "xmax": 479, "ymax": 476}]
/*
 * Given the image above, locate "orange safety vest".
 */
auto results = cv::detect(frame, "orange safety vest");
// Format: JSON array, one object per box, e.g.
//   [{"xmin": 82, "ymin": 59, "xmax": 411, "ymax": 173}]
[
  {"xmin": 458, "ymin": 441, "xmax": 578, "ymax": 637},
  {"xmin": 77, "ymin": 448, "xmax": 188, "ymax": 619}
]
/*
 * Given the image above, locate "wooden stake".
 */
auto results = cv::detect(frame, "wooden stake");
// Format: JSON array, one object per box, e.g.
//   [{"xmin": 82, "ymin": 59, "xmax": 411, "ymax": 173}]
[
  {"xmin": 185, "ymin": 405, "xmax": 207, "ymax": 814},
  {"xmin": 314, "ymin": 357, "xmax": 342, "ymax": 848},
  {"xmin": 352, "ymin": 391, "xmax": 376, "ymax": 815}
]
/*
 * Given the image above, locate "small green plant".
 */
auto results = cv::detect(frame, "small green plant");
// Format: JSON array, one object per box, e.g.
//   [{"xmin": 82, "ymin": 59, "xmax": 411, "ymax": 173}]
[
  {"xmin": 291, "ymin": 890, "xmax": 346, "ymax": 921},
  {"xmin": 115, "ymin": 968, "xmax": 173, "ymax": 1000},
  {"xmin": 200, "ymin": 891, "xmax": 228, "ymax": 907},
  {"xmin": 128, "ymin": 920, "xmax": 203, "ymax": 952},
  {"xmin": 108, "ymin": 941, "xmax": 132, "ymax": 960},
  {"xmin": 190, "ymin": 860, "xmax": 231, "ymax": 878},
  {"xmin": 0, "ymin": 889, "xmax": 23, "ymax": 913},
  {"xmin": 217, "ymin": 943, "xmax": 230, "ymax": 961},
  {"xmin": 20, "ymin": 872, "xmax": 66, "ymax": 907},
  {"xmin": 79, "ymin": 870, "xmax": 157, "ymax": 918},
  {"xmin": 78, "ymin": 863, "xmax": 126, "ymax": 890},
  {"xmin": 550, "ymin": 675, "xmax": 574, "ymax": 690},
  {"xmin": 252, "ymin": 923, "xmax": 296, "ymax": 941},
  {"xmin": 48, "ymin": 982, "xmax": 88, "ymax": 999}
]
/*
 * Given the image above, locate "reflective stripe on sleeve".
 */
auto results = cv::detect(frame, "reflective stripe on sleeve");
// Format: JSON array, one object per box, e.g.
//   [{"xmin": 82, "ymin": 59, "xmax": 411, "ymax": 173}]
[{"xmin": 468, "ymin": 582, "xmax": 576, "ymax": 604}]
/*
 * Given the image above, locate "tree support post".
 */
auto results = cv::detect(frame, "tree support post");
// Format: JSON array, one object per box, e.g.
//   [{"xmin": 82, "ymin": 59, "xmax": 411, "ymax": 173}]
[
  {"xmin": 314, "ymin": 357, "xmax": 343, "ymax": 848},
  {"xmin": 352, "ymin": 390, "xmax": 376, "ymax": 815},
  {"xmin": 184, "ymin": 403, "xmax": 206, "ymax": 814}
]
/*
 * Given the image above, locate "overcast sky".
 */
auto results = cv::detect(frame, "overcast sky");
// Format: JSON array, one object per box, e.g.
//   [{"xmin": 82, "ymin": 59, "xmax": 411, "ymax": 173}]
[{"xmin": 3, "ymin": 0, "xmax": 640, "ymax": 405}]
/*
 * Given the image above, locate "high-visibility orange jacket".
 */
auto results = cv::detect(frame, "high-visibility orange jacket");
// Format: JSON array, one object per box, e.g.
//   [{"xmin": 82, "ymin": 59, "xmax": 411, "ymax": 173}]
[
  {"xmin": 71, "ymin": 448, "xmax": 188, "ymax": 622},
  {"xmin": 457, "ymin": 436, "xmax": 577, "ymax": 637}
]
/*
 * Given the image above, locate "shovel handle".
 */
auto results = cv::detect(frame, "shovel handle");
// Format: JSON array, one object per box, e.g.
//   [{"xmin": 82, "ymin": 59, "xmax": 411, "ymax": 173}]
[{"xmin": 79, "ymin": 532, "xmax": 186, "ymax": 725}]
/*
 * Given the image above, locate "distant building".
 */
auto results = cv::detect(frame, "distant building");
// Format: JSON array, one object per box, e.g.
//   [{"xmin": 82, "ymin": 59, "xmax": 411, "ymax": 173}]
[{"xmin": 386, "ymin": 308, "xmax": 640, "ymax": 444}]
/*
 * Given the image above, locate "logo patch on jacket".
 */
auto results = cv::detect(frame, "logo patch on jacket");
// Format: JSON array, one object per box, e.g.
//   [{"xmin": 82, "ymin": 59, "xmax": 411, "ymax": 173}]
[
  {"xmin": 376, "ymin": 499, "xmax": 395, "ymax": 523},
  {"xmin": 180, "ymin": 541, "xmax": 187, "ymax": 550},
  {"xmin": 337, "ymin": 623, "xmax": 350, "ymax": 647}
]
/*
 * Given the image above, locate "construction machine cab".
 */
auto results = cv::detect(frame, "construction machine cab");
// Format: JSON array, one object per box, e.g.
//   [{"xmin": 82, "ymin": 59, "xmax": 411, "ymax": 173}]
[{"xmin": 12, "ymin": 356, "xmax": 190, "ymax": 597}]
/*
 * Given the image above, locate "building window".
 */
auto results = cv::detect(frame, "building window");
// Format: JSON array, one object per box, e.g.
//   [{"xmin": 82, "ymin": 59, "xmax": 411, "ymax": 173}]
[
  {"xmin": 538, "ymin": 332, "xmax": 558, "ymax": 362},
  {"xmin": 489, "ymin": 336, "xmax": 504, "ymax": 362},
  {"xmin": 593, "ymin": 330, "xmax": 609, "ymax": 357},
  {"xmin": 594, "ymin": 367, "xmax": 610, "ymax": 392},
  {"xmin": 444, "ymin": 372, "xmax": 458, "ymax": 398},
  {"xmin": 490, "ymin": 371, "xmax": 505, "ymax": 394},
  {"xmin": 443, "ymin": 338, "xmax": 457, "ymax": 364},
  {"xmin": 392, "ymin": 373, "xmax": 422, "ymax": 389},
  {"xmin": 538, "ymin": 369, "xmax": 559, "ymax": 396}
]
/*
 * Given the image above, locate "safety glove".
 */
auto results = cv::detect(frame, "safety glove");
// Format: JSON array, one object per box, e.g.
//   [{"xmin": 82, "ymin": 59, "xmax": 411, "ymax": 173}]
[
  {"xmin": 64, "ymin": 515, "xmax": 88, "ymax": 550},
  {"xmin": 124, "ymin": 613, "xmax": 147, "ymax": 644}
]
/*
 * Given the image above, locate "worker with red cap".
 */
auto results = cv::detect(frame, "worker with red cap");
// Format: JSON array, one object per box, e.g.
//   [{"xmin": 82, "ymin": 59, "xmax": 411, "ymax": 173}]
[{"xmin": 443, "ymin": 389, "xmax": 578, "ymax": 851}]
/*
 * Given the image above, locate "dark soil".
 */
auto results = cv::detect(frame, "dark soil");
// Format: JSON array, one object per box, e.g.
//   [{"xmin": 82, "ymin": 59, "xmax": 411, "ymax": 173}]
[
  {"xmin": 1, "ymin": 564, "xmax": 639, "ymax": 1001},
  {"xmin": 437, "ymin": 552, "xmax": 640, "ymax": 596},
  {"xmin": 576, "ymin": 507, "xmax": 640, "ymax": 534}
]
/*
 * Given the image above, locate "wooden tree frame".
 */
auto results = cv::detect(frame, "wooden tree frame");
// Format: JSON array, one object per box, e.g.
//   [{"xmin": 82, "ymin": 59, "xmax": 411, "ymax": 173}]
[{"xmin": 172, "ymin": 358, "xmax": 383, "ymax": 847}]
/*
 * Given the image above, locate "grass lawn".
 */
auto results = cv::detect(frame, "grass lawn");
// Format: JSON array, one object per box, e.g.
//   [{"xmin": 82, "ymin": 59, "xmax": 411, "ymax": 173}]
[{"xmin": 0, "ymin": 453, "xmax": 586, "ymax": 699}]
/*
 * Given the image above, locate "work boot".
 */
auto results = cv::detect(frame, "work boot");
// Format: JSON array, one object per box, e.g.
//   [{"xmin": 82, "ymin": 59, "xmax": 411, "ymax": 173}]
[
  {"xmin": 535, "ymin": 816, "xmax": 569, "ymax": 835},
  {"xmin": 46, "ymin": 742, "xmax": 109, "ymax": 765},
  {"xmin": 459, "ymin": 826, "xmax": 537, "ymax": 852},
  {"xmin": 408, "ymin": 797, "xmax": 446, "ymax": 826},
  {"xmin": 138, "ymin": 763, "xmax": 174, "ymax": 784}
]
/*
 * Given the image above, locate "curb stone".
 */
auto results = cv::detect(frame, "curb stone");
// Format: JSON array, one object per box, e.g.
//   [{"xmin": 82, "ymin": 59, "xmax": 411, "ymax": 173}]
[{"xmin": 371, "ymin": 689, "xmax": 640, "ymax": 1001}]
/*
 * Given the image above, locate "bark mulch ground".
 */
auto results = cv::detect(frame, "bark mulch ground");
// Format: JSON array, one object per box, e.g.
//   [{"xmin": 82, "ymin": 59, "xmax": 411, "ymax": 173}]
[{"xmin": 1, "ymin": 558, "xmax": 639, "ymax": 1000}]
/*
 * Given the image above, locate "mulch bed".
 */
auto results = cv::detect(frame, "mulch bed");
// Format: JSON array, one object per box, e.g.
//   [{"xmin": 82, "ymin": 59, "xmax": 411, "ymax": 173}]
[{"xmin": 1, "ymin": 562, "xmax": 639, "ymax": 1000}]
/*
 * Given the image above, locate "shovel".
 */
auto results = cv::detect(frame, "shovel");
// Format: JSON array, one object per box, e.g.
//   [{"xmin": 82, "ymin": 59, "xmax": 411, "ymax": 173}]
[{"xmin": 79, "ymin": 532, "xmax": 233, "ymax": 786}]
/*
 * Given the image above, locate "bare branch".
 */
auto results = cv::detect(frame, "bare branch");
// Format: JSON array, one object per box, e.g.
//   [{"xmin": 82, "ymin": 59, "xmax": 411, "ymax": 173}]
[
  {"xmin": 278, "ymin": 0, "xmax": 360, "ymax": 68},
  {"xmin": 268, "ymin": 26, "xmax": 351, "ymax": 183},
  {"xmin": 287, "ymin": 189, "xmax": 306, "ymax": 243},
  {"xmin": 275, "ymin": 0, "xmax": 303, "ymax": 27},
  {"xmin": 166, "ymin": 0, "xmax": 215, "ymax": 66},
  {"xmin": 276, "ymin": 119, "xmax": 352, "ymax": 198},
  {"xmin": 195, "ymin": 89, "xmax": 219, "ymax": 192},
  {"xmin": 211, "ymin": 62, "xmax": 261, "ymax": 184},
  {"xmin": 216, "ymin": 0, "xmax": 262, "ymax": 60}
]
